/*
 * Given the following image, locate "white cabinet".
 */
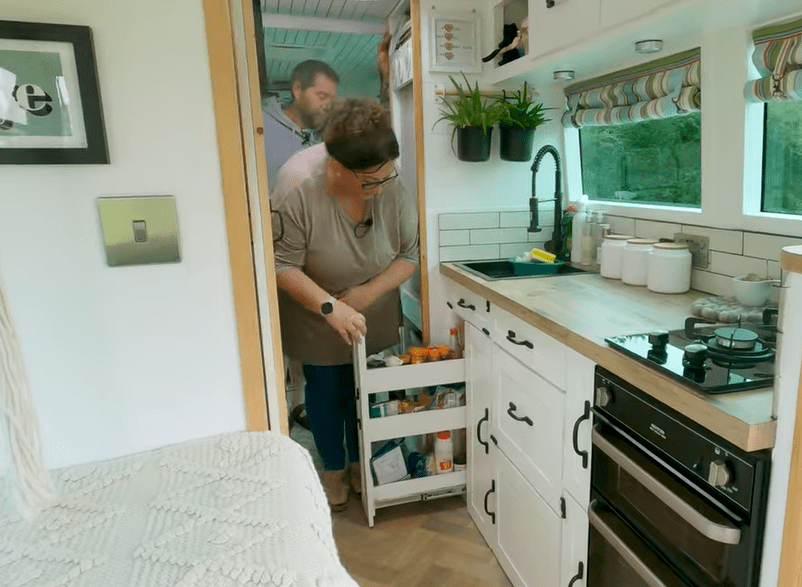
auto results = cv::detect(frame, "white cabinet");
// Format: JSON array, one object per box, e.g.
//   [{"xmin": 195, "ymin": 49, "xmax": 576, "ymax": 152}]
[
  {"xmin": 560, "ymin": 493, "xmax": 589, "ymax": 587},
  {"xmin": 496, "ymin": 448, "xmax": 562, "ymax": 587},
  {"xmin": 563, "ymin": 348, "xmax": 595, "ymax": 509},
  {"xmin": 446, "ymin": 280, "xmax": 492, "ymax": 331},
  {"xmin": 527, "ymin": 0, "xmax": 601, "ymax": 58},
  {"xmin": 466, "ymin": 322, "xmax": 496, "ymax": 545}
]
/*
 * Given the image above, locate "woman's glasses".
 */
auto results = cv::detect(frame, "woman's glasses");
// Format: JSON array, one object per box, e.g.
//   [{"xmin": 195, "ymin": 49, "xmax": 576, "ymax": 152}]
[{"xmin": 351, "ymin": 167, "xmax": 398, "ymax": 191}]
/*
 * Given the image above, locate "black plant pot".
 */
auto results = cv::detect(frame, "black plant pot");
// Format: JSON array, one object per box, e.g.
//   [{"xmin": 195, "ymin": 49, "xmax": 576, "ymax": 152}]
[
  {"xmin": 499, "ymin": 125, "xmax": 536, "ymax": 162},
  {"xmin": 456, "ymin": 126, "xmax": 493, "ymax": 162}
]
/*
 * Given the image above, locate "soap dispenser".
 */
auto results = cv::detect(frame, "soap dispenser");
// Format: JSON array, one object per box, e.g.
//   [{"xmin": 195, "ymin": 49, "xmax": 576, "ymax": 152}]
[{"xmin": 570, "ymin": 196, "xmax": 588, "ymax": 264}]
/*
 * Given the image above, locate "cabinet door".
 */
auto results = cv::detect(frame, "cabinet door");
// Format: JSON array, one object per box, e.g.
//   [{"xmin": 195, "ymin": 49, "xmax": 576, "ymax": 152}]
[
  {"xmin": 561, "ymin": 492, "xmax": 589, "ymax": 587},
  {"xmin": 444, "ymin": 280, "xmax": 491, "ymax": 330},
  {"xmin": 600, "ymin": 0, "xmax": 678, "ymax": 30},
  {"xmin": 496, "ymin": 451, "xmax": 562, "ymax": 587},
  {"xmin": 493, "ymin": 345, "xmax": 565, "ymax": 510},
  {"xmin": 466, "ymin": 323, "xmax": 497, "ymax": 547},
  {"xmin": 563, "ymin": 349, "xmax": 595, "ymax": 508},
  {"xmin": 527, "ymin": 0, "xmax": 601, "ymax": 58}
]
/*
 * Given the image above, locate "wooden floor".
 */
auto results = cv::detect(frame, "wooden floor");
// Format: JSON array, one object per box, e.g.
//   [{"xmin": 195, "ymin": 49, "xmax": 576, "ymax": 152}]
[{"xmin": 331, "ymin": 494, "xmax": 513, "ymax": 587}]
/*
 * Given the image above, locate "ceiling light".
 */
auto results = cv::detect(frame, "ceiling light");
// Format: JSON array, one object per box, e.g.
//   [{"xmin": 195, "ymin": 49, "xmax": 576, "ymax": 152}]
[
  {"xmin": 553, "ymin": 70, "xmax": 575, "ymax": 81},
  {"xmin": 635, "ymin": 40, "xmax": 663, "ymax": 54}
]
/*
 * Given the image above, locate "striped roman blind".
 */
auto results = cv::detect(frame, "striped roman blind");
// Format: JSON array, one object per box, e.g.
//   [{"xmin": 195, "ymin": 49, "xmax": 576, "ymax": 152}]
[
  {"xmin": 746, "ymin": 16, "xmax": 802, "ymax": 102},
  {"xmin": 562, "ymin": 48, "xmax": 701, "ymax": 128}
]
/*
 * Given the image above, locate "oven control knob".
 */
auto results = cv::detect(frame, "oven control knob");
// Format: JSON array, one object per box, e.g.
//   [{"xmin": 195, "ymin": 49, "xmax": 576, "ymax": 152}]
[
  {"xmin": 595, "ymin": 386, "xmax": 612, "ymax": 407},
  {"xmin": 708, "ymin": 460, "xmax": 732, "ymax": 487}
]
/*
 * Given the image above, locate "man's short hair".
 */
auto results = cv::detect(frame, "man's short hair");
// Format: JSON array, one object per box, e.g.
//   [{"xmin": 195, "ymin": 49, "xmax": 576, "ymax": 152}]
[{"xmin": 291, "ymin": 60, "xmax": 339, "ymax": 91}]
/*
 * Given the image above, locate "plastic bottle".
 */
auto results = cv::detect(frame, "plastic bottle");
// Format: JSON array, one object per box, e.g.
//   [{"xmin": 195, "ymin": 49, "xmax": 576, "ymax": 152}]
[
  {"xmin": 449, "ymin": 327, "xmax": 462, "ymax": 359},
  {"xmin": 581, "ymin": 206, "xmax": 596, "ymax": 266},
  {"xmin": 570, "ymin": 196, "xmax": 588, "ymax": 264},
  {"xmin": 434, "ymin": 431, "xmax": 454, "ymax": 474}
]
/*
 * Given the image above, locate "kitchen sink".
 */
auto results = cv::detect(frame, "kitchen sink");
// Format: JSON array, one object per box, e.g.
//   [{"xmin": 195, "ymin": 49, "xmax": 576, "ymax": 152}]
[{"xmin": 454, "ymin": 259, "xmax": 589, "ymax": 281}]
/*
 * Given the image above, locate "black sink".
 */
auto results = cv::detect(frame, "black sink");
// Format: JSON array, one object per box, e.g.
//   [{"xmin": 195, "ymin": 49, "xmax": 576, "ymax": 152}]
[{"xmin": 454, "ymin": 259, "xmax": 588, "ymax": 281}]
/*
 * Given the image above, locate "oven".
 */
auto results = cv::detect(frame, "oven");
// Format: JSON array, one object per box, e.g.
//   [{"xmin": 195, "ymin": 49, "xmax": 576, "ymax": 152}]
[{"xmin": 588, "ymin": 367, "xmax": 771, "ymax": 587}]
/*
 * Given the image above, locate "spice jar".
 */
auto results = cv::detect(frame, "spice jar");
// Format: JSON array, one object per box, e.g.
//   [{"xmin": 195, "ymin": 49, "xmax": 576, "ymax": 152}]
[
  {"xmin": 408, "ymin": 347, "xmax": 428, "ymax": 364},
  {"xmin": 621, "ymin": 238, "xmax": 658, "ymax": 286},
  {"xmin": 600, "ymin": 234, "xmax": 634, "ymax": 279},
  {"xmin": 647, "ymin": 242, "xmax": 692, "ymax": 293}
]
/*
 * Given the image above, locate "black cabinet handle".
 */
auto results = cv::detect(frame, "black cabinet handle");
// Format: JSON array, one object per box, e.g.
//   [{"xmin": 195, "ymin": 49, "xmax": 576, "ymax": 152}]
[
  {"xmin": 506, "ymin": 330, "xmax": 533, "ymax": 349},
  {"xmin": 507, "ymin": 402, "xmax": 533, "ymax": 426},
  {"xmin": 546, "ymin": 0, "xmax": 555, "ymax": 7},
  {"xmin": 483, "ymin": 480, "xmax": 496, "ymax": 524},
  {"xmin": 457, "ymin": 298, "xmax": 475, "ymax": 311},
  {"xmin": 477, "ymin": 408, "xmax": 489, "ymax": 455},
  {"xmin": 446, "ymin": 301, "xmax": 453, "ymax": 309},
  {"xmin": 572, "ymin": 400, "xmax": 591, "ymax": 469},
  {"xmin": 482, "ymin": 327, "xmax": 490, "ymax": 336},
  {"xmin": 567, "ymin": 562, "xmax": 584, "ymax": 587}
]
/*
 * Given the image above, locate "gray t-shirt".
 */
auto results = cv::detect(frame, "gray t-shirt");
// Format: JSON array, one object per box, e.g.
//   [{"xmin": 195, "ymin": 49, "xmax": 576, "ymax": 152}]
[
  {"xmin": 272, "ymin": 146, "xmax": 419, "ymax": 365},
  {"xmin": 261, "ymin": 96, "xmax": 317, "ymax": 192}
]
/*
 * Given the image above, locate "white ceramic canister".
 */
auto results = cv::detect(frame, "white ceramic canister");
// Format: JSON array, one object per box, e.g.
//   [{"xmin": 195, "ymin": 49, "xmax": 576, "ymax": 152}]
[
  {"xmin": 600, "ymin": 234, "xmax": 634, "ymax": 279},
  {"xmin": 648, "ymin": 242, "xmax": 692, "ymax": 294},
  {"xmin": 621, "ymin": 238, "xmax": 658, "ymax": 286}
]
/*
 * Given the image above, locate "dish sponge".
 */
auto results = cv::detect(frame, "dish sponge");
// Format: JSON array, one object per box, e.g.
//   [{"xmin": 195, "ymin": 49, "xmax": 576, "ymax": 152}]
[{"xmin": 530, "ymin": 248, "xmax": 556, "ymax": 263}]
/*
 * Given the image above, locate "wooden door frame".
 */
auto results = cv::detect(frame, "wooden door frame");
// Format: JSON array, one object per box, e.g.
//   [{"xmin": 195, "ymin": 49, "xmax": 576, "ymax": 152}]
[{"xmin": 202, "ymin": 0, "xmax": 287, "ymax": 433}]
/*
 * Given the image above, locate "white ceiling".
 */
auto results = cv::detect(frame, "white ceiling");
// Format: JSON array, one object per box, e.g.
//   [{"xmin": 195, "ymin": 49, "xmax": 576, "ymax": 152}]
[{"xmin": 261, "ymin": 0, "xmax": 403, "ymax": 89}]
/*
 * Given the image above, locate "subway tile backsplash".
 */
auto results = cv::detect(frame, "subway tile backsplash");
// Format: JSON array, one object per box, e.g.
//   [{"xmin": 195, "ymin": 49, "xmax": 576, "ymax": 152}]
[{"xmin": 439, "ymin": 210, "xmax": 798, "ymax": 297}]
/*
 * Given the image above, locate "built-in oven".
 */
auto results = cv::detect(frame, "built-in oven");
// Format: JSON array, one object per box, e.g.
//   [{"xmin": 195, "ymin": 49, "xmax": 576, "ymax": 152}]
[{"xmin": 588, "ymin": 366, "xmax": 771, "ymax": 587}]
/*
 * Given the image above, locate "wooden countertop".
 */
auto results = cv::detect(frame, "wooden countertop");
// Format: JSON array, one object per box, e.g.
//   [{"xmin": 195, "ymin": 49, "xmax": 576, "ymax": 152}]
[{"xmin": 440, "ymin": 263, "xmax": 776, "ymax": 452}]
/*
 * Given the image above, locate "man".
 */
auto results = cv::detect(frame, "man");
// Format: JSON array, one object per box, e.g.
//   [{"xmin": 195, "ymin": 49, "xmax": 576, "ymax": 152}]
[{"xmin": 262, "ymin": 60, "xmax": 339, "ymax": 191}]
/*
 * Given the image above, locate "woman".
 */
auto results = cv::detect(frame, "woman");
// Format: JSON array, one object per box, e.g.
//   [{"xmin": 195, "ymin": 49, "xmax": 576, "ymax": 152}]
[{"xmin": 272, "ymin": 98, "xmax": 419, "ymax": 511}]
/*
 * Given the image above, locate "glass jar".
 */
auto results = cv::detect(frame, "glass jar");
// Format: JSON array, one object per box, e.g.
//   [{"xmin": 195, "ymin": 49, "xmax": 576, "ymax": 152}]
[
  {"xmin": 600, "ymin": 234, "xmax": 634, "ymax": 279},
  {"xmin": 647, "ymin": 242, "xmax": 692, "ymax": 293},
  {"xmin": 621, "ymin": 238, "xmax": 658, "ymax": 286}
]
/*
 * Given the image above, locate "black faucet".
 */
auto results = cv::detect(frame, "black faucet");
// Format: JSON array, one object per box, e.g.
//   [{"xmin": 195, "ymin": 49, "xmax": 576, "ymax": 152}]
[{"xmin": 528, "ymin": 144, "xmax": 564, "ymax": 258}]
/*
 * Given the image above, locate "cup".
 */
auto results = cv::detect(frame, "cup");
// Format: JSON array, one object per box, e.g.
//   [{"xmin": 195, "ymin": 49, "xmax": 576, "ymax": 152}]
[{"xmin": 732, "ymin": 276, "xmax": 778, "ymax": 307}]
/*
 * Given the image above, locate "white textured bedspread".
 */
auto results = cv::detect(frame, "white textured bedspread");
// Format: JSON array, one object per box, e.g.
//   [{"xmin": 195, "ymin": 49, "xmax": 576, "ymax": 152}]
[{"xmin": 1, "ymin": 432, "xmax": 359, "ymax": 587}]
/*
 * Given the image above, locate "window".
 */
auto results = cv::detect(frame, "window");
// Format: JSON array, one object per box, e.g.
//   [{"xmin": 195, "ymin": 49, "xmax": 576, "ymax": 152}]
[
  {"xmin": 763, "ymin": 100, "xmax": 802, "ymax": 215},
  {"xmin": 579, "ymin": 112, "xmax": 701, "ymax": 208}
]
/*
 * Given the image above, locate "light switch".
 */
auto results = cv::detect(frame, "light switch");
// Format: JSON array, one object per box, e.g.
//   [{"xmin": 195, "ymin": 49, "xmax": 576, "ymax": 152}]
[{"xmin": 97, "ymin": 196, "xmax": 181, "ymax": 267}]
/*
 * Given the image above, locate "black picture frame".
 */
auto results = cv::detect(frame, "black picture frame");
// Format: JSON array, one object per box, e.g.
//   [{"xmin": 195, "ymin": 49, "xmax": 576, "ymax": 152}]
[{"xmin": 0, "ymin": 20, "xmax": 108, "ymax": 164}]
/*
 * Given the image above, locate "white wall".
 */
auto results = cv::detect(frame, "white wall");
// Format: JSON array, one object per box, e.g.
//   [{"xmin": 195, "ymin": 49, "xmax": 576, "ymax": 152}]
[{"xmin": 0, "ymin": 0, "xmax": 246, "ymax": 469}]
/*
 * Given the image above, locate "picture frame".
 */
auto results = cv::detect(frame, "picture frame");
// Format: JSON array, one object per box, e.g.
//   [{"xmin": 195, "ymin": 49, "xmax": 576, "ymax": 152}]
[
  {"xmin": 429, "ymin": 10, "xmax": 481, "ymax": 74},
  {"xmin": 0, "ymin": 20, "xmax": 108, "ymax": 164}
]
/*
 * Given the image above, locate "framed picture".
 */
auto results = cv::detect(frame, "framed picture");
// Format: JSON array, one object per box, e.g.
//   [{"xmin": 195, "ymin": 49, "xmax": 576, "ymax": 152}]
[
  {"xmin": 429, "ymin": 10, "xmax": 481, "ymax": 74},
  {"xmin": 0, "ymin": 20, "xmax": 108, "ymax": 164}
]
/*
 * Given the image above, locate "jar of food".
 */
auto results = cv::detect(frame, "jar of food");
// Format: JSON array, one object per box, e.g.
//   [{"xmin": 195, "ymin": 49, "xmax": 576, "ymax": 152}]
[
  {"xmin": 600, "ymin": 234, "xmax": 633, "ymax": 279},
  {"xmin": 621, "ymin": 238, "xmax": 658, "ymax": 286},
  {"xmin": 648, "ymin": 242, "xmax": 692, "ymax": 293},
  {"xmin": 408, "ymin": 347, "xmax": 428, "ymax": 364}
]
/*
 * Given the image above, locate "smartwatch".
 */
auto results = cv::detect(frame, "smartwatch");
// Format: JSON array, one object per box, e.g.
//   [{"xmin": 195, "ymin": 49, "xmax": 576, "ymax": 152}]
[{"xmin": 320, "ymin": 296, "xmax": 337, "ymax": 316}]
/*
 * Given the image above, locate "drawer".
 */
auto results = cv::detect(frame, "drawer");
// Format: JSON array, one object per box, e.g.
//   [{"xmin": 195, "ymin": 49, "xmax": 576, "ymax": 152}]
[
  {"xmin": 493, "ymin": 308, "xmax": 567, "ymax": 390},
  {"xmin": 444, "ymin": 280, "xmax": 491, "ymax": 330},
  {"xmin": 493, "ymin": 345, "xmax": 565, "ymax": 511}
]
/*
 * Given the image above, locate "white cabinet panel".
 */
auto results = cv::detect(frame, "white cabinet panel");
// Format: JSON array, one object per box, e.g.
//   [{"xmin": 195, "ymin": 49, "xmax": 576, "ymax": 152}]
[
  {"xmin": 493, "ymin": 346, "xmax": 566, "ymax": 510},
  {"xmin": 563, "ymin": 348, "xmax": 595, "ymax": 508},
  {"xmin": 527, "ymin": 0, "xmax": 601, "ymax": 58},
  {"xmin": 600, "ymin": 0, "xmax": 678, "ymax": 30},
  {"xmin": 561, "ymin": 492, "xmax": 589, "ymax": 587},
  {"xmin": 496, "ymin": 451, "xmax": 562, "ymax": 587},
  {"xmin": 444, "ymin": 280, "xmax": 492, "ymax": 330},
  {"xmin": 466, "ymin": 323, "xmax": 497, "ymax": 546}
]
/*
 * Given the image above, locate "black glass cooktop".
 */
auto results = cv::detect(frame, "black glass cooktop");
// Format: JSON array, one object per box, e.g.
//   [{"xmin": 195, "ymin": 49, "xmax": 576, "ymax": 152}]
[{"xmin": 605, "ymin": 318, "xmax": 777, "ymax": 393}]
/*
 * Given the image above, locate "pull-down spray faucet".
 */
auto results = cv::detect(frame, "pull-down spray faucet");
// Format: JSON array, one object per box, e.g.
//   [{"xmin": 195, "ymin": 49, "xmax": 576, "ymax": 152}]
[{"xmin": 528, "ymin": 144, "xmax": 564, "ymax": 258}]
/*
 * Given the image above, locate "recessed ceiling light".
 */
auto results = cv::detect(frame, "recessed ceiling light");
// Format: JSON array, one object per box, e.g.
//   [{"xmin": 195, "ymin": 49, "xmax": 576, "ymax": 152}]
[
  {"xmin": 553, "ymin": 70, "xmax": 575, "ymax": 81},
  {"xmin": 635, "ymin": 40, "xmax": 663, "ymax": 54}
]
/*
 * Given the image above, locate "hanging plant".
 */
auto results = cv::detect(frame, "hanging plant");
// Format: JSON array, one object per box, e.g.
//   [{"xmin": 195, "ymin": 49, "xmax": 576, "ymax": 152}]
[{"xmin": 496, "ymin": 82, "xmax": 552, "ymax": 161}]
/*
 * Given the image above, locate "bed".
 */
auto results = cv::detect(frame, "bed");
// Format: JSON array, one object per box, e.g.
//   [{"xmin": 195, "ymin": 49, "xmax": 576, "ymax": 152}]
[{"xmin": 0, "ymin": 431, "xmax": 359, "ymax": 587}]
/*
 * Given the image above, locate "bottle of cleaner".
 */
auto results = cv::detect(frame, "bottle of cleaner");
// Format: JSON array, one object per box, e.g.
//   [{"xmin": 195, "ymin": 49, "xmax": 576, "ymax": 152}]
[
  {"xmin": 571, "ymin": 196, "xmax": 588, "ymax": 264},
  {"xmin": 581, "ymin": 206, "xmax": 596, "ymax": 266},
  {"xmin": 434, "ymin": 431, "xmax": 453, "ymax": 474}
]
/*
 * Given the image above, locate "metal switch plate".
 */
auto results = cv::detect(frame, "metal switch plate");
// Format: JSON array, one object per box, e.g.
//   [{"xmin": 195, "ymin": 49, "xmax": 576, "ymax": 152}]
[
  {"xmin": 98, "ymin": 196, "xmax": 180, "ymax": 267},
  {"xmin": 673, "ymin": 232, "xmax": 710, "ymax": 269}
]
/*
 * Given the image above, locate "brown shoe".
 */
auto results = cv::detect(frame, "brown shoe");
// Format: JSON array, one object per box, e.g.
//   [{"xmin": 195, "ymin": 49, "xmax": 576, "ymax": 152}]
[
  {"xmin": 348, "ymin": 462, "xmax": 362, "ymax": 496},
  {"xmin": 322, "ymin": 470, "xmax": 348, "ymax": 512}
]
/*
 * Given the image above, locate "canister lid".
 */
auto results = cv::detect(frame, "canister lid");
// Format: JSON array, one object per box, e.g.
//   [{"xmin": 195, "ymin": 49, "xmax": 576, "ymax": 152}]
[
  {"xmin": 653, "ymin": 242, "xmax": 689, "ymax": 250},
  {"xmin": 604, "ymin": 234, "xmax": 634, "ymax": 241},
  {"xmin": 626, "ymin": 238, "xmax": 659, "ymax": 245}
]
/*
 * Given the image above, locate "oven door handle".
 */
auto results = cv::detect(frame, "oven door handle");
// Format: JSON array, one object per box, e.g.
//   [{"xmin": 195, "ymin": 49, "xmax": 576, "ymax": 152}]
[
  {"xmin": 592, "ymin": 428, "xmax": 742, "ymax": 545},
  {"xmin": 588, "ymin": 501, "xmax": 669, "ymax": 587}
]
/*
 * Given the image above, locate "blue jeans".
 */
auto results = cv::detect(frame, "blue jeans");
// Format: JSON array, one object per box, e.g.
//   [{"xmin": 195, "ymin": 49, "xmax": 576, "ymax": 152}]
[{"xmin": 303, "ymin": 364, "xmax": 359, "ymax": 471}]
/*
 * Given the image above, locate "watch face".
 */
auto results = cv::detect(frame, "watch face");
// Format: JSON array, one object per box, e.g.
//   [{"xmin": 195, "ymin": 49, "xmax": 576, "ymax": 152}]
[{"xmin": 321, "ymin": 300, "xmax": 334, "ymax": 316}]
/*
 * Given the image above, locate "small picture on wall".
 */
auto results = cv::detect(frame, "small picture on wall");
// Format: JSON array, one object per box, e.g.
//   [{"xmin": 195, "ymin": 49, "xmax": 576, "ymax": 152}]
[{"xmin": 0, "ymin": 20, "xmax": 108, "ymax": 164}]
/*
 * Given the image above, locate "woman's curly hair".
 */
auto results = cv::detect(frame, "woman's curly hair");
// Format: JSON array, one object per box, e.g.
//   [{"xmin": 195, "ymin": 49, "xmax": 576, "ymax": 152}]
[{"xmin": 322, "ymin": 97, "xmax": 399, "ymax": 171}]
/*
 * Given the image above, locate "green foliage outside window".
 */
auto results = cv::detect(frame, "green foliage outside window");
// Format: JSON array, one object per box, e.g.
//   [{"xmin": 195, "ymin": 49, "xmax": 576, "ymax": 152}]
[
  {"xmin": 579, "ymin": 112, "xmax": 702, "ymax": 208},
  {"xmin": 763, "ymin": 101, "xmax": 802, "ymax": 215}
]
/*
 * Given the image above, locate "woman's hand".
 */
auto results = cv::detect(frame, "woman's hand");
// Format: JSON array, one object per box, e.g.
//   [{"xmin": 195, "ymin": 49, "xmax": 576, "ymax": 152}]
[
  {"xmin": 324, "ymin": 300, "xmax": 367, "ymax": 345},
  {"xmin": 337, "ymin": 284, "xmax": 376, "ymax": 312}
]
